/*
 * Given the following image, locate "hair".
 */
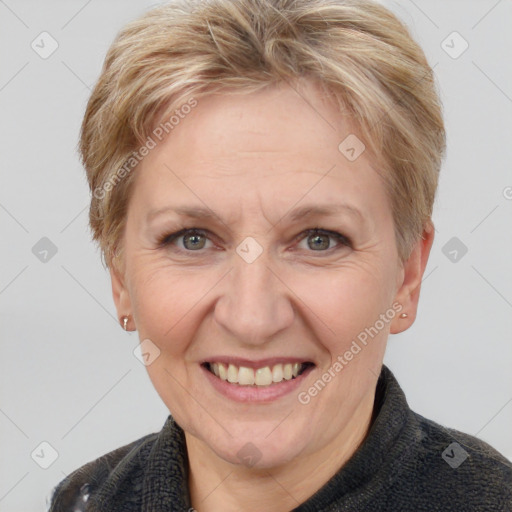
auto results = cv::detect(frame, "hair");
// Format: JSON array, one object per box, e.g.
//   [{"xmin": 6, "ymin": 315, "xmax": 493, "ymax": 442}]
[{"xmin": 79, "ymin": 0, "xmax": 446, "ymax": 270}]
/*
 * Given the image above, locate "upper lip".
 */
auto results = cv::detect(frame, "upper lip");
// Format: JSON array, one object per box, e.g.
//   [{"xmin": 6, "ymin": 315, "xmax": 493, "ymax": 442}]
[{"xmin": 201, "ymin": 357, "xmax": 315, "ymax": 369}]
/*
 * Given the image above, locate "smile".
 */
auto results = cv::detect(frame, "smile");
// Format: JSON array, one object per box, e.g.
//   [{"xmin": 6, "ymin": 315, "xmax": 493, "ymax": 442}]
[{"xmin": 202, "ymin": 361, "xmax": 315, "ymax": 387}]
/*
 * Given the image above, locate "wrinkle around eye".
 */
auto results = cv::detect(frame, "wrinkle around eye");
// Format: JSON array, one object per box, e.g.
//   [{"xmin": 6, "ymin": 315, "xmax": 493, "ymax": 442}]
[{"xmin": 157, "ymin": 227, "xmax": 353, "ymax": 256}]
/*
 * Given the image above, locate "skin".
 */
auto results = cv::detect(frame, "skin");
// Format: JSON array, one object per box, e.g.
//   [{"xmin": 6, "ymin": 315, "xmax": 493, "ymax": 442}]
[{"xmin": 110, "ymin": 79, "xmax": 434, "ymax": 511}]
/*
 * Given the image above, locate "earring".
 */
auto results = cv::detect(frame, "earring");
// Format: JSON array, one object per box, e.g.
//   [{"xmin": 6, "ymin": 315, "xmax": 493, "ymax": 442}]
[
  {"xmin": 399, "ymin": 313, "xmax": 408, "ymax": 319},
  {"xmin": 122, "ymin": 316, "xmax": 129, "ymax": 331}
]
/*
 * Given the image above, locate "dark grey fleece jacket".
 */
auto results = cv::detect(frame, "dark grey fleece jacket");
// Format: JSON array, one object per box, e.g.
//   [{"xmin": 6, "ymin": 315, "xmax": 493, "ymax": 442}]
[{"xmin": 48, "ymin": 364, "xmax": 512, "ymax": 511}]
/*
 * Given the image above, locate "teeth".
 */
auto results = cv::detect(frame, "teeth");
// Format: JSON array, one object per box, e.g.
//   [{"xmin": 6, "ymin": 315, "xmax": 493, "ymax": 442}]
[
  {"xmin": 227, "ymin": 364, "xmax": 238, "ymax": 383},
  {"xmin": 238, "ymin": 366, "xmax": 255, "ymax": 385},
  {"xmin": 255, "ymin": 367, "xmax": 272, "ymax": 386},
  {"xmin": 208, "ymin": 362, "xmax": 308, "ymax": 387},
  {"xmin": 272, "ymin": 364, "xmax": 283, "ymax": 382},
  {"xmin": 218, "ymin": 363, "xmax": 227, "ymax": 380}
]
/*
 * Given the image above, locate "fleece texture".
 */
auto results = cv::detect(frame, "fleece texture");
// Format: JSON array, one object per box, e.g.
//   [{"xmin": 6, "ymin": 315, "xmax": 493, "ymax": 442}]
[{"xmin": 48, "ymin": 364, "xmax": 512, "ymax": 511}]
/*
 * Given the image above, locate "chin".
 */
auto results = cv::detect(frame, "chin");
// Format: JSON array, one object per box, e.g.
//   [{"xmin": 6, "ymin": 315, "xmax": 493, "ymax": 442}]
[{"xmin": 201, "ymin": 422, "xmax": 310, "ymax": 469}]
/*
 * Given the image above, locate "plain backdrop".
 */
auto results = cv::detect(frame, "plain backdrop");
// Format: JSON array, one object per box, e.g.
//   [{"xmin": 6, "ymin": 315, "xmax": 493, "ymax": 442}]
[{"xmin": 0, "ymin": 0, "xmax": 511, "ymax": 510}]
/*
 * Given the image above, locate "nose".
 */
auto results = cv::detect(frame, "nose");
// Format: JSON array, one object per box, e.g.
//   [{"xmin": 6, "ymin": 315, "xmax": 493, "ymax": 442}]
[{"xmin": 213, "ymin": 248, "xmax": 295, "ymax": 346}]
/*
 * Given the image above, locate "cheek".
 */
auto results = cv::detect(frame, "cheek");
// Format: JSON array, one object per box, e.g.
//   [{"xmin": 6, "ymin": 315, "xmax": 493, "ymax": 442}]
[
  {"xmin": 131, "ymin": 274, "xmax": 179, "ymax": 339},
  {"xmin": 290, "ymin": 259, "xmax": 396, "ymax": 353},
  {"xmin": 128, "ymin": 260, "xmax": 220, "ymax": 353},
  {"xmin": 128, "ymin": 264, "xmax": 210, "ymax": 422}
]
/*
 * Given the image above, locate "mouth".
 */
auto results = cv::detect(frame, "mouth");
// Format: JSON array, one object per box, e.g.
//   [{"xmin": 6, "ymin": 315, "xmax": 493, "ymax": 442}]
[{"xmin": 201, "ymin": 361, "xmax": 315, "ymax": 387}]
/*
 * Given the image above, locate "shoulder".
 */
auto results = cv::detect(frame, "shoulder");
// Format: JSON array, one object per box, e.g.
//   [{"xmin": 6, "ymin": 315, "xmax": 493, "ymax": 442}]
[
  {"xmin": 47, "ymin": 431, "xmax": 159, "ymax": 512},
  {"xmin": 405, "ymin": 410, "xmax": 512, "ymax": 510}
]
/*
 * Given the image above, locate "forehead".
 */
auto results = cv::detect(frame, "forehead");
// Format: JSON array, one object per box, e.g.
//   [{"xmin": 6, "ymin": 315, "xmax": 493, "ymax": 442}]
[
  {"xmin": 161, "ymin": 81, "xmax": 356, "ymax": 168},
  {"xmin": 132, "ymin": 81, "xmax": 391, "ymax": 226}
]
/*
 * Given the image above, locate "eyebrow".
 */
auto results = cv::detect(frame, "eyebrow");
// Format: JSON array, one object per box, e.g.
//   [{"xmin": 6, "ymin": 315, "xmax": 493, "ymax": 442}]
[{"xmin": 146, "ymin": 203, "xmax": 364, "ymax": 225}]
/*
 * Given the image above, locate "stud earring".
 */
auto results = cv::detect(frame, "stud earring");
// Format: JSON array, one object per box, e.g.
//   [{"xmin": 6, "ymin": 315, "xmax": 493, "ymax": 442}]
[
  {"xmin": 399, "ymin": 313, "xmax": 408, "ymax": 319},
  {"xmin": 122, "ymin": 316, "xmax": 129, "ymax": 331}
]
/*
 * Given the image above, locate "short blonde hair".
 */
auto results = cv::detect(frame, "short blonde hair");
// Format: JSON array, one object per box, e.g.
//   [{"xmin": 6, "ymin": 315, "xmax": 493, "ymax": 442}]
[{"xmin": 80, "ymin": 0, "xmax": 446, "ymax": 269}]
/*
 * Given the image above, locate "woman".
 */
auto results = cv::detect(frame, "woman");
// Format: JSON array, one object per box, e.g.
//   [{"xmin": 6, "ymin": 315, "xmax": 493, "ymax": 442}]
[{"xmin": 48, "ymin": 0, "xmax": 512, "ymax": 510}]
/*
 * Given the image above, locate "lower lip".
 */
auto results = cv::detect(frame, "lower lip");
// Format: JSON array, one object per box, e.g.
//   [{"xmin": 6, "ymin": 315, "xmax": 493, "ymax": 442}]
[{"xmin": 201, "ymin": 364, "xmax": 315, "ymax": 403}]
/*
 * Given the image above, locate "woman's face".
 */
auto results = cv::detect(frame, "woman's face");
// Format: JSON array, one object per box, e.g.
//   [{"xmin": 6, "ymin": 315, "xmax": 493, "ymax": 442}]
[{"xmin": 111, "ymin": 80, "xmax": 432, "ymax": 468}]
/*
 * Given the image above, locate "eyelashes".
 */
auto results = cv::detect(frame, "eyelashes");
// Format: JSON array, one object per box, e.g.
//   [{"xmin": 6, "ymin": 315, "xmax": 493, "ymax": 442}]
[
  {"xmin": 157, "ymin": 226, "xmax": 352, "ymax": 255},
  {"xmin": 158, "ymin": 228, "xmax": 214, "ymax": 251}
]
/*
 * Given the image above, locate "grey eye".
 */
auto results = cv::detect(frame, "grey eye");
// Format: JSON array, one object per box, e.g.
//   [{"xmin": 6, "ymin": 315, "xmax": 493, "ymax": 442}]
[
  {"xmin": 159, "ymin": 228, "xmax": 214, "ymax": 252},
  {"xmin": 307, "ymin": 233, "xmax": 331, "ymax": 250},
  {"xmin": 297, "ymin": 229, "xmax": 349, "ymax": 252},
  {"xmin": 182, "ymin": 231, "xmax": 208, "ymax": 250}
]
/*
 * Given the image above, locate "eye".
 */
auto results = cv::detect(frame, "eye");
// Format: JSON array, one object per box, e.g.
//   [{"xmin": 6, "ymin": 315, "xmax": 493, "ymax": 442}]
[
  {"xmin": 158, "ymin": 228, "xmax": 213, "ymax": 252},
  {"xmin": 295, "ymin": 228, "xmax": 351, "ymax": 253},
  {"xmin": 158, "ymin": 227, "xmax": 351, "ymax": 254}
]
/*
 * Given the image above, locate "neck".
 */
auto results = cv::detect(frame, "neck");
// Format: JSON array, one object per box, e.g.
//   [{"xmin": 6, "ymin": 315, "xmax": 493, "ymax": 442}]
[{"xmin": 186, "ymin": 390, "xmax": 376, "ymax": 512}]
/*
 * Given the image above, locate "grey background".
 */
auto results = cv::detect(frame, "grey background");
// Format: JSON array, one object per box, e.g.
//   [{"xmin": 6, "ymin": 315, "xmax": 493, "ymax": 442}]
[{"xmin": 0, "ymin": 0, "xmax": 511, "ymax": 510}]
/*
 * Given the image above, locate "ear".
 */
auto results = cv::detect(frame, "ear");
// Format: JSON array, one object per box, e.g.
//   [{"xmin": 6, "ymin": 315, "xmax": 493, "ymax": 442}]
[
  {"xmin": 390, "ymin": 221, "xmax": 435, "ymax": 334},
  {"xmin": 110, "ymin": 258, "xmax": 134, "ymax": 330}
]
